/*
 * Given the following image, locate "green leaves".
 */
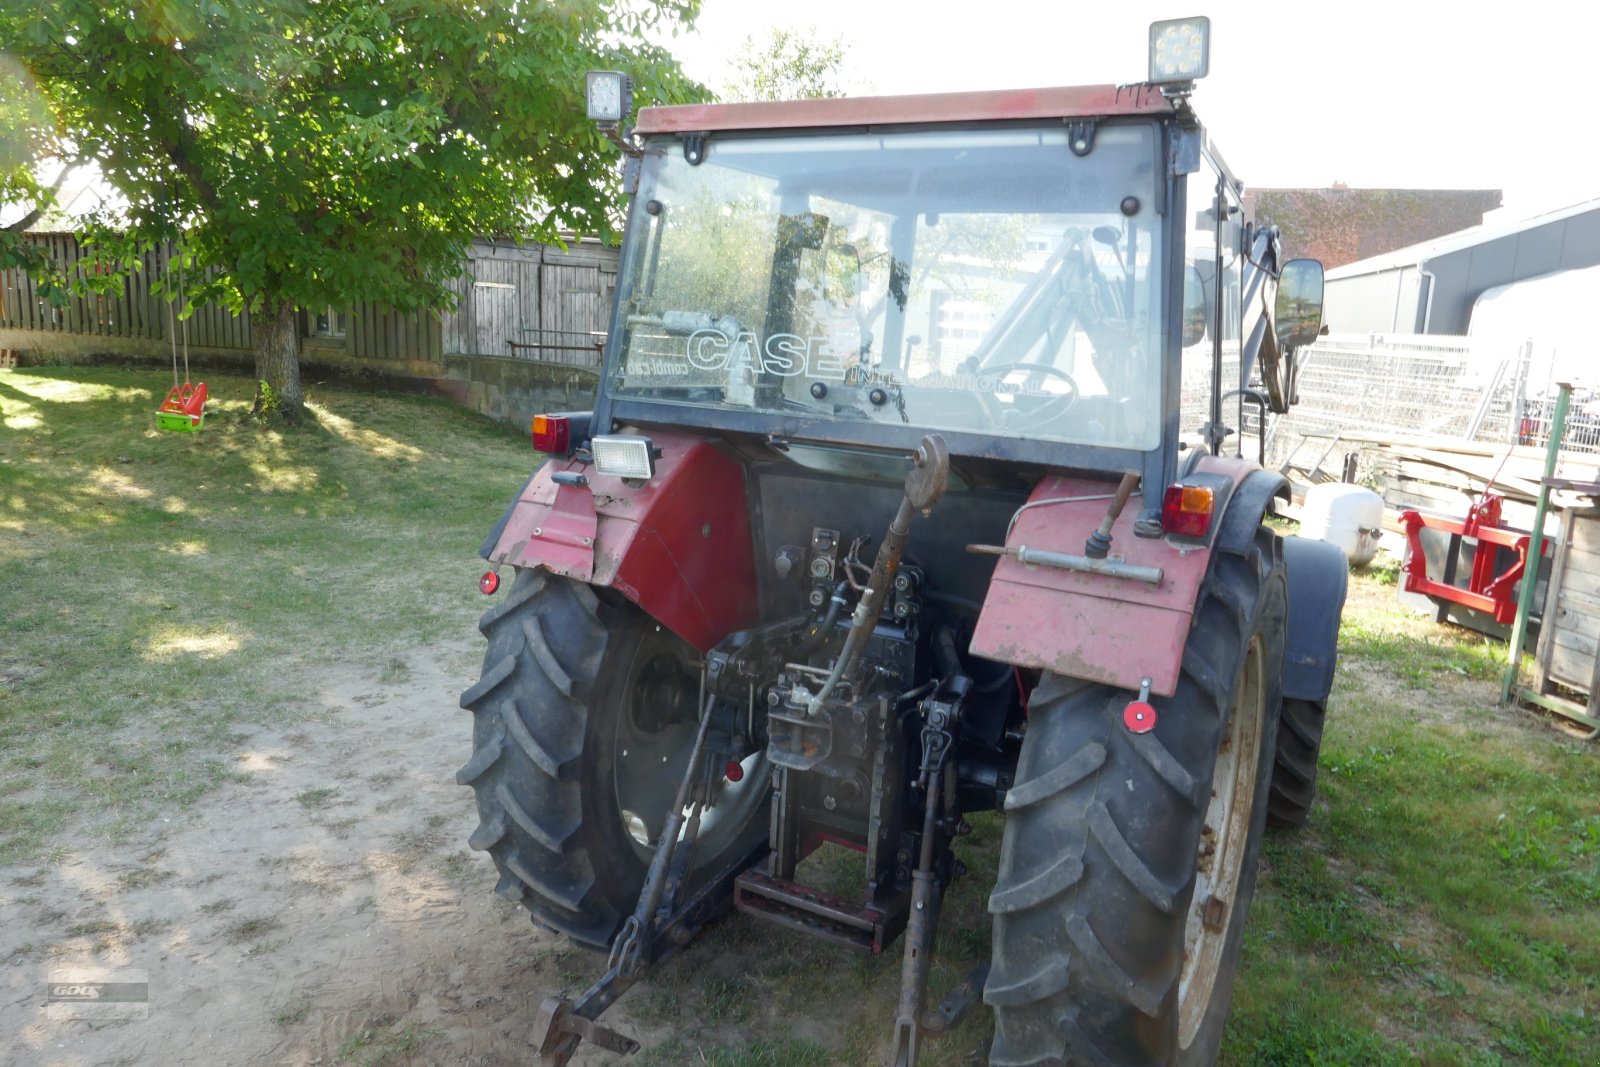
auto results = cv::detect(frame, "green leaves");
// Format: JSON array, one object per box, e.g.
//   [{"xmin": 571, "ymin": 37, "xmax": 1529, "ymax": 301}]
[
  {"xmin": 723, "ymin": 26, "xmax": 850, "ymax": 103},
  {"xmin": 4, "ymin": 0, "xmax": 709, "ymax": 313}
]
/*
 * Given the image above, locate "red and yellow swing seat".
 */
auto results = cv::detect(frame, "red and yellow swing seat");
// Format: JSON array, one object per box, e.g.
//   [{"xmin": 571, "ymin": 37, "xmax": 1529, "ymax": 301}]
[{"xmin": 156, "ymin": 381, "xmax": 207, "ymax": 432}]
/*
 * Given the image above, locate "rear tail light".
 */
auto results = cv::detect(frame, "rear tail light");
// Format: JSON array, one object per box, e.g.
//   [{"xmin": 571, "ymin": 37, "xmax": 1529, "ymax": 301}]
[
  {"xmin": 1162, "ymin": 484, "xmax": 1215, "ymax": 537},
  {"xmin": 479, "ymin": 571, "xmax": 500, "ymax": 595},
  {"xmin": 532, "ymin": 414, "xmax": 571, "ymax": 455}
]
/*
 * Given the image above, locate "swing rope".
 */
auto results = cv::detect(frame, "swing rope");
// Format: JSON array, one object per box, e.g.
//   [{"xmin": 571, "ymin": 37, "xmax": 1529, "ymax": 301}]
[
  {"xmin": 178, "ymin": 238, "xmax": 190, "ymax": 386},
  {"xmin": 166, "ymin": 235, "xmax": 190, "ymax": 386},
  {"xmin": 166, "ymin": 249, "xmax": 179, "ymax": 388},
  {"xmin": 155, "ymin": 231, "xmax": 207, "ymax": 433}
]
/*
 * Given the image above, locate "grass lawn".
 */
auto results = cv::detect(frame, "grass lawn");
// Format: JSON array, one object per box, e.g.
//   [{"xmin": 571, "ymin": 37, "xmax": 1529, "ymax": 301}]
[
  {"xmin": 0, "ymin": 365, "xmax": 531, "ymax": 863},
  {"xmin": 2, "ymin": 365, "xmax": 1596, "ymax": 1064},
  {"xmin": 1224, "ymin": 567, "xmax": 1600, "ymax": 1065}
]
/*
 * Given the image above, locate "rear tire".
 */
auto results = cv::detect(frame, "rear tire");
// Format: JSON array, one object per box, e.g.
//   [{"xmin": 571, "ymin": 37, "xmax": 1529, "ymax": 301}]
[
  {"xmin": 457, "ymin": 568, "xmax": 767, "ymax": 949},
  {"xmin": 985, "ymin": 529, "xmax": 1286, "ymax": 1066}
]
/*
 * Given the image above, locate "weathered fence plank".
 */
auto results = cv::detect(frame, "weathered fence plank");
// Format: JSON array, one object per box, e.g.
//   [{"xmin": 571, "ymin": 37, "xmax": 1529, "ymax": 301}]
[{"xmin": 2, "ymin": 232, "xmax": 615, "ymax": 364}]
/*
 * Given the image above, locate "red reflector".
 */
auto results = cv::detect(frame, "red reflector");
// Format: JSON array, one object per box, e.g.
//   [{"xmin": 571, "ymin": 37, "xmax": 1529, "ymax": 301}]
[
  {"xmin": 479, "ymin": 571, "xmax": 500, "ymax": 595},
  {"xmin": 723, "ymin": 760, "xmax": 745, "ymax": 783},
  {"xmin": 1123, "ymin": 700, "xmax": 1158, "ymax": 734},
  {"xmin": 532, "ymin": 414, "xmax": 571, "ymax": 455},
  {"xmin": 1161, "ymin": 484, "xmax": 1215, "ymax": 537}
]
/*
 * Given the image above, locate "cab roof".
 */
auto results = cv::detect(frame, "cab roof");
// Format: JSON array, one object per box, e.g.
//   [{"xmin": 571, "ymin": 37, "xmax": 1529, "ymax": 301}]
[{"xmin": 633, "ymin": 83, "xmax": 1175, "ymax": 136}]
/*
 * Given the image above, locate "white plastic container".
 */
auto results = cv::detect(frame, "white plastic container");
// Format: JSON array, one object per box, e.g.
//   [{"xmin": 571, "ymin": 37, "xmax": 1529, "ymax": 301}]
[{"xmin": 1299, "ymin": 483, "xmax": 1384, "ymax": 566}]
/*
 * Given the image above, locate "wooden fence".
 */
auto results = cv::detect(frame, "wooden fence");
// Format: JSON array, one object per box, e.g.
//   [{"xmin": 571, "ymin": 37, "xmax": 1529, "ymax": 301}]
[
  {"xmin": 441, "ymin": 238, "xmax": 616, "ymax": 367},
  {"xmin": 2, "ymin": 232, "xmax": 617, "ymax": 368},
  {"xmin": 0, "ymin": 233, "xmax": 252, "ymax": 348}
]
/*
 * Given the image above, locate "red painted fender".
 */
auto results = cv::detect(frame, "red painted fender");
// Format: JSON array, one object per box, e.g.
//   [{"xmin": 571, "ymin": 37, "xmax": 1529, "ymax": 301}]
[
  {"xmin": 968, "ymin": 456, "xmax": 1262, "ymax": 698},
  {"xmin": 483, "ymin": 432, "xmax": 758, "ymax": 652}
]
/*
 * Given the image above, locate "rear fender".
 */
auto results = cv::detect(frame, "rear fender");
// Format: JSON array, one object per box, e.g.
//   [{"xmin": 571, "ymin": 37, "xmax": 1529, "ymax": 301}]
[
  {"xmin": 1281, "ymin": 535, "xmax": 1348, "ymax": 703},
  {"xmin": 969, "ymin": 455, "xmax": 1282, "ymax": 698},
  {"xmin": 481, "ymin": 431, "xmax": 758, "ymax": 652}
]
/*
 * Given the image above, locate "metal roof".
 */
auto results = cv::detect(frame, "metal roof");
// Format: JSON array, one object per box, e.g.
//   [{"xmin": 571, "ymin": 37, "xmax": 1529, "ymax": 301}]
[
  {"xmin": 633, "ymin": 84, "xmax": 1175, "ymax": 136},
  {"xmin": 1326, "ymin": 196, "xmax": 1600, "ymax": 279}
]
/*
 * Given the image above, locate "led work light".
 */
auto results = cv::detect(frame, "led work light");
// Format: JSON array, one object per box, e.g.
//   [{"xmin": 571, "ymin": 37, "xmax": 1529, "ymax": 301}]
[
  {"xmin": 1148, "ymin": 16, "xmax": 1210, "ymax": 86},
  {"xmin": 591, "ymin": 435, "xmax": 656, "ymax": 481},
  {"xmin": 585, "ymin": 71, "xmax": 631, "ymax": 126}
]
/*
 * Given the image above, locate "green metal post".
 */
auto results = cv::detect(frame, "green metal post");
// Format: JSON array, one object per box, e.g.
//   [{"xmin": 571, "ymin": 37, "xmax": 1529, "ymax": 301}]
[{"xmin": 1501, "ymin": 382, "xmax": 1571, "ymax": 704}]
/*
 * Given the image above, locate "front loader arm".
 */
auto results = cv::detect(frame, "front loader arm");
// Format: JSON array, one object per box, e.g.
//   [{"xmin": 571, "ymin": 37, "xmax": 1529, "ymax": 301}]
[{"xmin": 1240, "ymin": 223, "xmax": 1292, "ymax": 413}]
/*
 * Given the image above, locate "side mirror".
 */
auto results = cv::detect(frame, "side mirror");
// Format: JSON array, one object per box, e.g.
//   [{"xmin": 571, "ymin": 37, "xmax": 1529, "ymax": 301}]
[
  {"xmin": 1181, "ymin": 264, "xmax": 1208, "ymax": 347},
  {"xmin": 1274, "ymin": 259, "xmax": 1324, "ymax": 350}
]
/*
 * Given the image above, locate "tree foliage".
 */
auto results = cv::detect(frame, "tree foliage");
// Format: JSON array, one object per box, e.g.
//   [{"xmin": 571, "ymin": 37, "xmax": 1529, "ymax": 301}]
[
  {"xmin": 0, "ymin": 50, "xmax": 84, "ymax": 301},
  {"xmin": 1249, "ymin": 187, "xmax": 1501, "ymax": 270},
  {"xmin": 1, "ymin": 0, "xmax": 705, "ymax": 420},
  {"xmin": 722, "ymin": 25, "xmax": 849, "ymax": 103}
]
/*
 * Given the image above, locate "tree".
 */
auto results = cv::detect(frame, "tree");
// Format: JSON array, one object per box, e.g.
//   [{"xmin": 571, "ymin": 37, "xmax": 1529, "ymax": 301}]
[
  {"xmin": 0, "ymin": 51, "xmax": 86, "ymax": 302},
  {"xmin": 722, "ymin": 26, "xmax": 850, "ymax": 103},
  {"xmin": 1, "ymin": 0, "xmax": 705, "ymax": 422}
]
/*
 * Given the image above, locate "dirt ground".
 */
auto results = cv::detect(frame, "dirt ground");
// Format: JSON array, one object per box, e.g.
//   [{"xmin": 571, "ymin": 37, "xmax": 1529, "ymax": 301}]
[{"xmin": 0, "ymin": 635, "xmax": 676, "ymax": 1067}]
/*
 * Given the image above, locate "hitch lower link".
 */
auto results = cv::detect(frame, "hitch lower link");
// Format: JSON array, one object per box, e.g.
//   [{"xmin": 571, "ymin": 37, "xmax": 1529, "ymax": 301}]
[
  {"xmin": 531, "ymin": 688, "xmax": 737, "ymax": 1066},
  {"xmin": 887, "ymin": 681, "xmax": 977, "ymax": 1067}
]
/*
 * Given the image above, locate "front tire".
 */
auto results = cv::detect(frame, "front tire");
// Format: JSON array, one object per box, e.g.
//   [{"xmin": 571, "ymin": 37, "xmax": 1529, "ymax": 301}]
[
  {"xmin": 1266, "ymin": 696, "xmax": 1326, "ymax": 827},
  {"xmin": 985, "ymin": 529, "xmax": 1286, "ymax": 1066},
  {"xmin": 457, "ymin": 569, "xmax": 768, "ymax": 949}
]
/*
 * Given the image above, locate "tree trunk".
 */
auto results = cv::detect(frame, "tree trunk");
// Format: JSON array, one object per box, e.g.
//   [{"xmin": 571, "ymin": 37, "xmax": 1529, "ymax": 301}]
[{"xmin": 250, "ymin": 299, "xmax": 304, "ymax": 423}]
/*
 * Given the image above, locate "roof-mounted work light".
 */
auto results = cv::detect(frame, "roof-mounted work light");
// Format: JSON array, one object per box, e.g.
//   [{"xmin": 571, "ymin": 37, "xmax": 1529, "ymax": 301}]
[
  {"xmin": 1148, "ymin": 16, "xmax": 1210, "ymax": 90},
  {"xmin": 585, "ymin": 71, "xmax": 631, "ymax": 127}
]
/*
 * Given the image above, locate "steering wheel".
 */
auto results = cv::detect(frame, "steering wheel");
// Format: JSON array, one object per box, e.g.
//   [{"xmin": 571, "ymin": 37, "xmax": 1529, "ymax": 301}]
[{"xmin": 977, "ymin": 361, "xmax": 1079, "ymax": 426}]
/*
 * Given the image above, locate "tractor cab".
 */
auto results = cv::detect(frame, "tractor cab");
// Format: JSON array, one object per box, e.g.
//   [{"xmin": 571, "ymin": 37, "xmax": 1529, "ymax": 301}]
[{"xmin": 581, "ymin": 39, "xmax": 1324, "ymax": 523}]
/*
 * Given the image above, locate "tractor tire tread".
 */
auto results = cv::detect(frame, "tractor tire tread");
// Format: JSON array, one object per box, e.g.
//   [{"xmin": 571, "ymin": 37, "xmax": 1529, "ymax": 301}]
[
  {"xmin": 454, "ymin": 721, "xmax": 505, "ymax": 786},
  {"xmin": 984, "ymin": 958, "xmax": 1070, "ymax": 1007},
  {"xmin": 522, "ymin": 614, "xmax": 575, "ymax": 696},
  {"xmin": 1127, "ymin": 731, "xmax": 1207, "ymax": 809},
  {"xmin": 1086, "ymin": 800, "xmax": 1179, "ymax": 914},
  {"xmin": 477, "ymin": 570, "xmax": 548, "ymax": 633},
  {"xmin": 987, "ymin": 854, "xmax": 1085, "ymax": 914},
  {"xmin": 468, "ymin": 809, "xmax": 507, "ymax": 852},
  {"xmin": 495, "ymin": 780, "xmax": 577, "ymax": 853},
  {"xmin": 1267, "ymin": 697, "xmax": 1325, "ymax": 828},
  {"xmin": 1065, "ymin": 914, "xmax": 1169, "ymax": 1017},
  {"xmin": 460, "ymin": 570, "xmax": 621, "ymax": 950},
  {"xmin": 1003, "ymin": 743, "xmax": 1106, "ymax": 811},
  {"xmin": 459, "ymin": 654, "xmax": 517, "ymax": 710},
  {"xmin": 500, "ymin": 698, "xmax": 577, "ymax": 779},
  {"xmin": 986, "ymin": 528, "xmax": 1285, "ymax": 1067}
]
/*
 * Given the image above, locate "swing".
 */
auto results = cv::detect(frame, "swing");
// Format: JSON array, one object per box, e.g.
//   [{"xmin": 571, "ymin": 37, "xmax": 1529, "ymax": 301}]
[
  {"xmin": 155, "ymin": 236, "xmax": 206, "ymax": 433},
  {"xmin": 156, "ymin": 380, "xmax": 207, "ymax": 432}
]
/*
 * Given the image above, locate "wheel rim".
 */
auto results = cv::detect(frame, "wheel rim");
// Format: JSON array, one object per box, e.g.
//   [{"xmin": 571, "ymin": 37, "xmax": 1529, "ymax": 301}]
[
  {"xmin": 611, "ymin": 624, "xmax": 768, "ymax": 864},
  {"xmin": 1177, "ymin": 632, "xmax": 1265, "ymax": 1048}
]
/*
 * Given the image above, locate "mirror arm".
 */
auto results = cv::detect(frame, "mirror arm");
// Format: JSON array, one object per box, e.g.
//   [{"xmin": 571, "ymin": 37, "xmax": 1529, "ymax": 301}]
[{"xmin": 1243, "ymin": 223, "xmax": 1281, "ymax": 274}]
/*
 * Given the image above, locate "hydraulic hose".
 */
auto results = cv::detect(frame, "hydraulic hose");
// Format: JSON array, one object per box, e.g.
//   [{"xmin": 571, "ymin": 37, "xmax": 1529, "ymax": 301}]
[
  {"xmin": 793, "ymin": 581, "xmax": 849, "ymax": 660},
  {"xmin": 933, "ymin": 626, "xmax": 963, "ymax": 681}
]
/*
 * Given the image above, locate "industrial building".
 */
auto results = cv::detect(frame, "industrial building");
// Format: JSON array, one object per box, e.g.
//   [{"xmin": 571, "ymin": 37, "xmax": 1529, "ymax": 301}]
[{"xmin": 1322, "ymin": 197, "xmax": 1600, "ymax": 337}]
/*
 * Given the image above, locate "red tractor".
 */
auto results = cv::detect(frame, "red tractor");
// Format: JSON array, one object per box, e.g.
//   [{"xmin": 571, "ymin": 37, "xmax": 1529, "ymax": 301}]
[{"xmin": 461, "ymin": 18, "xmax": 1346, "ymax": 1066}]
